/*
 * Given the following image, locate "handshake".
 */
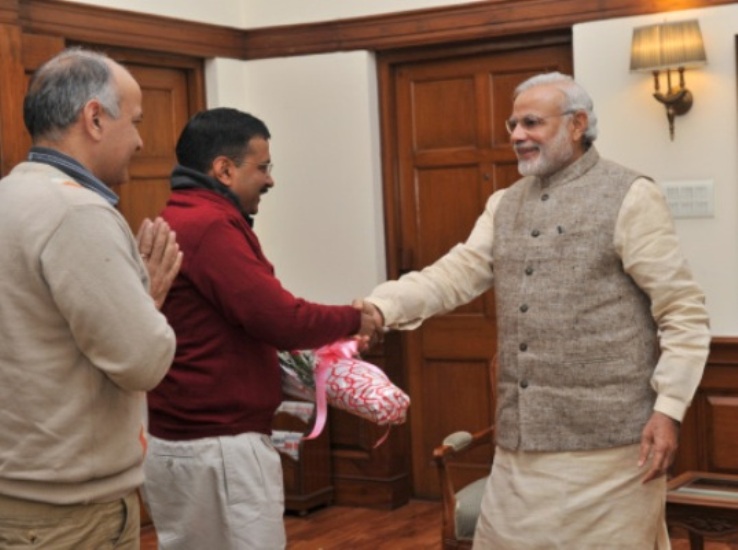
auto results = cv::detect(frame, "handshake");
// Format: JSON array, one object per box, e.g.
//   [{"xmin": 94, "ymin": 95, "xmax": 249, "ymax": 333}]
[{"xmin": 351, "ymin": 299, "xmax": 385, "ymax": 349}]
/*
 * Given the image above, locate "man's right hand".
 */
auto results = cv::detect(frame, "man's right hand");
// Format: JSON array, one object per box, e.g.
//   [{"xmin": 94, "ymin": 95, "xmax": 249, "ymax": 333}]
[{"xmin": 352, "ymin": 299, "xmax": 385, "ymax": 349}]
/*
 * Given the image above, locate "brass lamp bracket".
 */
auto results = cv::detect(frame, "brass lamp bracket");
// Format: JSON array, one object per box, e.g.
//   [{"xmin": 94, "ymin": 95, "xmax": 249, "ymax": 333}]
[{"xmin": 651, "ymin": 67, "xmax": 693, "ymax": 140}]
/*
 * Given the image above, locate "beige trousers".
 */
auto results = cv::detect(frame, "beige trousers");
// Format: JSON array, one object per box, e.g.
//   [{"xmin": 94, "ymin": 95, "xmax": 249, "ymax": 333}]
[
  {"xmin": 143, "ymin": 432, "xmax": 285, "ymax": 550},
  {"xmin": 472, "ymin": 444, "xmax": 670, "ymax": 550},
  {"xmin": 0, "ymin": 490, "xmax": 139, "ymax": 549}
]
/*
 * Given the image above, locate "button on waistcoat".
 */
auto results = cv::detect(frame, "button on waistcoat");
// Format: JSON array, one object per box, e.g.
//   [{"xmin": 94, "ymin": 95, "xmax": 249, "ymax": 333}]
[{"xmin": 492, "ymin": 148, "xmax": 658, "ymax": 452}]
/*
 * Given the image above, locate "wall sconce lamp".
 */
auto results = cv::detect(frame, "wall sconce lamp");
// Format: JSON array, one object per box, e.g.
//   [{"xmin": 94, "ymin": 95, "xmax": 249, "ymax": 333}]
[{"xmin": 629, "ymin": 19, "xmax": 707, "ymax": 140}]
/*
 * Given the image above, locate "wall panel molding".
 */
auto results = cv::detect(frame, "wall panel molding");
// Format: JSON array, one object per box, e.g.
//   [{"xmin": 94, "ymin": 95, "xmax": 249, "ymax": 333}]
[
  {"xmin": 16, "ymin": 0, "xmax": 245, "ymax": 59},
  {"xmin": 241, "ymin": 0, "xmax": 737, "ymax": 60}
]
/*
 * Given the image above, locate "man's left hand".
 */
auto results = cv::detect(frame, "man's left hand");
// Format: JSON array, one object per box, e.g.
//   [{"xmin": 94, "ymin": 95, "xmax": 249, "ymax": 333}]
[
  {"xmin": 137, "ymin": 217, "xmax": 183, "ymax": 310},
  {"xmin": 638, "ymin": 411, "xmax": 680, "ymax": 483}
]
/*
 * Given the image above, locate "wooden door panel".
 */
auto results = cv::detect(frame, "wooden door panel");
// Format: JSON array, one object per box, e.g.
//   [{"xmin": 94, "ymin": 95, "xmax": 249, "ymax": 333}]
[
  {"xmin": 493, "ymin": 161, "xmax": 524, "ymax": 193},
  {"xmin": 110, "ymin": 62, "xmax": 192, "ymax": 232},
  {"xmin": 129, "ymin": 156, "xmax": 178, "ymax": 177},
  {"xmin": 21, "ymin": 32, "xmax": 66, "ymax": 70},
  {"xmin": 423, "ymin": 316, "xmax": 496, "ymax": 357},
  {"xmin": 416, "ymin": 165, "xmax": 480, "ymax": 263},
  {"xmin": 416, "ymin": 164, "xmax": 485, "ymax": 316},
  {"xmin": 412, "ymin": 77, "xmax": 478, "ymax": 151},
  {"xmin": 115, "ymin": 176, "xmax": 171, "ymax": 232},
  {"xmin": 132, "ymin": 66, "xmax": 189, "ymax": 157},
  {"xmin": 422, "ymin": 358, "xmax": 493, "ymax": 486},
  {"xmin": 489, "ymin": 72, "xmax": 533, "ymax": 147},
  {"xmin": 394, "ymin": 44, "xmax": 572, "ymax": 498}
]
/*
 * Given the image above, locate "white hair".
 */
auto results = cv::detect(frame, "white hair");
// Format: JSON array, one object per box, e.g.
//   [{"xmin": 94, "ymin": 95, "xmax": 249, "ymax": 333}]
[{"xmin": 514, "ymin": 72, "xmax": 598, "ymax": 148}]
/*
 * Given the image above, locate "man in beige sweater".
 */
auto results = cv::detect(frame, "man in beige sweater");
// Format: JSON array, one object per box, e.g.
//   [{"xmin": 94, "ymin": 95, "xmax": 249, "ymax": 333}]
[
  {"xmin": 0, "ymin": 48, "xmax": 180, "ymax": 548},
  {"xmin": 365, "ymin": 73, "xmax": 710, "ymax": 548}
]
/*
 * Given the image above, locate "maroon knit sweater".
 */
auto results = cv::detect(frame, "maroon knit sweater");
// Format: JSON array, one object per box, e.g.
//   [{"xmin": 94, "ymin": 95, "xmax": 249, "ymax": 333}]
[{"xmin": 147, "ymin": 189, "xmax": 361, "ymax": 440}]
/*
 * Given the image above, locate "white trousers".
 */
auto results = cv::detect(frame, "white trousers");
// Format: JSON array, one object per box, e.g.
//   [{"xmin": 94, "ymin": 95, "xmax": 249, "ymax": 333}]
[
  {"xmin": 472, "ymin": 444, "xmax": 670, "ymax": 550},
  {"xmin": 142, "ymin": 432, "xmax": 285, "ymax": 550}
]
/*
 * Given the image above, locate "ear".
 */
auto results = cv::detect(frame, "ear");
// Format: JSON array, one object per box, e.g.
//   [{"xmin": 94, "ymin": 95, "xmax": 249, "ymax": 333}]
[
  {"xmin": 570, "ymin": 110, "xmax": 588, "ymax": 143},
  {"xmin": 210, "ymin": 156, "xmax": 234, "ymax": 187},
  {"xmin": 82, "ymin": 100, "xmax": 105, "ymax": 140}
]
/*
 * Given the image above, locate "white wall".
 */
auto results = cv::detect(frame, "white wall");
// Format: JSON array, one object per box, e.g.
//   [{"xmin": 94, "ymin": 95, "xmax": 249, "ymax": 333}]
[
  {"xmin": 206, "ymin": 53, "xmax": 386, "ymax": 304},
  {"xmin": 574, "ymin": 5, "xmax": 738, "ymax": 335},
  {"xmin": 60, "ymin": 0, "xmax": 245, "ymax": 27},
  {"xmin": 61, "ymin": 0, "xmax": 483, "ymax": 28},
  {"xmin": 240, "ymin": 0, "xmax": 484, "ymax": 29}
]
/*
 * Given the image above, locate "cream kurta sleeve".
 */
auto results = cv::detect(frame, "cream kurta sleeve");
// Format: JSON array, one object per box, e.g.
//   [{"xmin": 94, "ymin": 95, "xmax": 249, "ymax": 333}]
[
  {"xmin": 614, "ymin": 177, "xmax": 710, "ymax": 422},
  {"xmin": 366, "ymin": 190, "xmax": 504, "ymax": 329}
]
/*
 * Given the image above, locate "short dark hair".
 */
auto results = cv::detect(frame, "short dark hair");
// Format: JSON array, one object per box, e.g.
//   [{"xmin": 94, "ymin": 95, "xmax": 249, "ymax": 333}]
[
  {"xmin": 23, "ymin": 47, "xmax": 121, "ymax": 142},
  {"xmin": 175, "ymin": 108, "xmax": 271, "ymax": 173}
]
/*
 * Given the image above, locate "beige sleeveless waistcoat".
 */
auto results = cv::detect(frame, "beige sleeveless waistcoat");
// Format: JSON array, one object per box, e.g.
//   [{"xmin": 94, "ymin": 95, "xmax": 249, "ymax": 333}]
[{"xmin": 492, "ymin": 148, "xmax": 658, "ymax": 452}]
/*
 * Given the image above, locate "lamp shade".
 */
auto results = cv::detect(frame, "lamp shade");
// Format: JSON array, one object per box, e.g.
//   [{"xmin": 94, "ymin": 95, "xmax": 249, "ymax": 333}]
[{"xmin": 630, "ymin": 19, "xmax": 707, "ymax": 72}]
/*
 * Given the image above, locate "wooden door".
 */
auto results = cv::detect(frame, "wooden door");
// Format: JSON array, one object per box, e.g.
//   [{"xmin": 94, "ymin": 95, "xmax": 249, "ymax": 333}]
[
  {"xmin": 105, "ymin": 50, "xmax": 204, "ymax": 232},
  {"xmin": 391, "ymin": 44, "xmax": 572, "ymax": 498}
]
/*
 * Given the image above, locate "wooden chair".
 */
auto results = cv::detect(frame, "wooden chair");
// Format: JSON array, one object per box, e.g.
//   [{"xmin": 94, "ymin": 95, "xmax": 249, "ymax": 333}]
[{"xmin": 433, "ymin": 426, "xmax": 495, "ymax": 550}]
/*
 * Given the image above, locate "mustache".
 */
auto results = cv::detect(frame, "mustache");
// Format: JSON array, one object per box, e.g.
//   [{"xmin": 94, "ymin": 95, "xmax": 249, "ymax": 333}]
[
  {"xmin": 513, "ymin": 143, "xmax": 541, "ymax": 156},
  {"xmin": 514, "ymin": 142, "xmax": 540, "ymax": 154}
]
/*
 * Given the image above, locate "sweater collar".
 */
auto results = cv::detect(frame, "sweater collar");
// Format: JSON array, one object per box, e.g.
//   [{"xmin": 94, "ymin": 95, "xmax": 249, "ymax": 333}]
[
  {"xmin": 27, "ymin": 146, "xmax": 119, "ymax": 206},
  {"xmin": 170, "ymin": 164, "xmax": 254, "ymax": 227}
]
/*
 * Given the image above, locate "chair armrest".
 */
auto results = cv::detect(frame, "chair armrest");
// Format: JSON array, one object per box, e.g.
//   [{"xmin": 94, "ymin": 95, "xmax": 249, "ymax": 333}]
[
  {"xmin": 433, "ymin": 426, "xmax": 494, "ymax": 462},
  {"xmin": 433, "ymin": 426, "xmax": 494, "ymax": 546}
]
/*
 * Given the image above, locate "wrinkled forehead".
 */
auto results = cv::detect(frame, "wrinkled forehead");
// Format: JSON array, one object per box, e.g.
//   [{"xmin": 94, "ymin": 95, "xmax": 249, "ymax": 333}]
[{"xmin": 512, "ymin": 83, "xmax": 567, "ymax": 115}]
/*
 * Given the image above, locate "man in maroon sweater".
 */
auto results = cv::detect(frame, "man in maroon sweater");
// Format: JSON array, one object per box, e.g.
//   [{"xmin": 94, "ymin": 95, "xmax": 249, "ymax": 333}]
[{"xmin": 143, "ymin": 108, "xmax": 376, "ymax": 550}]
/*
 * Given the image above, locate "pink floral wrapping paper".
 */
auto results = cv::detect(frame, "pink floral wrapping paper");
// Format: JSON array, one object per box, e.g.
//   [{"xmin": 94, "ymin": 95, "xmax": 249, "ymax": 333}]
[{"xmin": 278, "ymin": 339, "xmax": 410, "ymax": 429}]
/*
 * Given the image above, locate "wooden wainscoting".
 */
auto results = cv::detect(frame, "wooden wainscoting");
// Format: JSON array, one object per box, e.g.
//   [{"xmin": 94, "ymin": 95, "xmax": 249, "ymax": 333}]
[
  {"xmin": 674, "ymin": 337, "xmax": 738, "ymax": 477},
  {"xmin": 328, "ymin": 333, "xmax": 412, "ymax": 509}
]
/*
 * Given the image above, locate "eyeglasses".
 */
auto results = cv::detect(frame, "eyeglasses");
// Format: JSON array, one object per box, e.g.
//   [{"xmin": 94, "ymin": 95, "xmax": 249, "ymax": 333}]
[
  {"xmin": 505, "ymin": 110, "xmax": 577, "ymax": 134},
  {"xmin": 244, "ymin": 161, "xmax": 274, "ymax": 175}
]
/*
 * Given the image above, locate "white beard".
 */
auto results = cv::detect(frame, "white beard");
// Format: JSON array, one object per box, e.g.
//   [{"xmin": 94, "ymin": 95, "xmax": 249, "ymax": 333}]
[{"xmin": 517, "ymin": 123, "xmax": 575, "ymax": 177}]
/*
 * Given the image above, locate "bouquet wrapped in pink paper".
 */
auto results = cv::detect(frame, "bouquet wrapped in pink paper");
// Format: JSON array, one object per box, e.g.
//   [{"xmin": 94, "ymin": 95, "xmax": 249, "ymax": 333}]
[
  {"xmin": 278, "ymin": 350, "xmax": 316, "ymax": 403},
  {"xmin": 278, "ymin": 339, "xmax": 410, "ymax": 440}
]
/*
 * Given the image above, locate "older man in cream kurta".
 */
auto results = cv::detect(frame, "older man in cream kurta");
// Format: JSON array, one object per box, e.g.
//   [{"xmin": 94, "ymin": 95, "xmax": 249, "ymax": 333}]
[{"xmin": 365, "ymin": 73, "xmax": 709, "ymax": 549}]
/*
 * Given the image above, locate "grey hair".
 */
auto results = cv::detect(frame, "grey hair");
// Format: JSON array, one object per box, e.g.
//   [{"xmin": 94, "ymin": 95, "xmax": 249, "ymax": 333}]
[
  {"xmin": 23, "ymin": 47, "xmax": 121, "ymax": 142},
  {"xmin": 514, "ymin": 72, "xmax": 598, "ymax": 148}
]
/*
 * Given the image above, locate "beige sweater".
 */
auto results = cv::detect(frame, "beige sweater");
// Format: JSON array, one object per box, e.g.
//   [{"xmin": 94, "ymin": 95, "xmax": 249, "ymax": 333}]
[
  {"xmin": 368, "ymin": 148, "xmax": 710, "ymax": 446},
  {"xmin": 0, "ymin": 162, "xmax": 175, "ymax": 504}
]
